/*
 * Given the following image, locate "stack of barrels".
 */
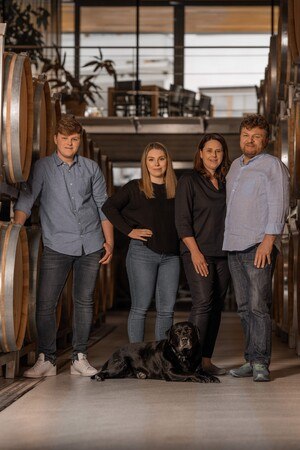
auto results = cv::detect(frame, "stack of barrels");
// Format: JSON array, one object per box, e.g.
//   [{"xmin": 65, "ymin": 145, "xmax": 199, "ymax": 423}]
[
  {"xmin": 0, "ymin": 50, "xmax": 114, "ymax": 364},
  {"xmin": 258, "ymin": 0, "xmax": 300, "ymax": 355}
]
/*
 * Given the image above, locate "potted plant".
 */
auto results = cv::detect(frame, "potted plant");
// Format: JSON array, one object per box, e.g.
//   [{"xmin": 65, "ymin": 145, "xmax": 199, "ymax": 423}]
[
  {"xmin": 41, "ymin": 45, "xmax": 117, "ymax": 116},
  {"xmin": 3, "ymin": 1, "xmax": 49, "ymax": 68}
]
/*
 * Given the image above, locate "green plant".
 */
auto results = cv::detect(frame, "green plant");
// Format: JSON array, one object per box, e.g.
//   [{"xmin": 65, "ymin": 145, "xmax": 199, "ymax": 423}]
[
  {"xmin": 42, "ymin": 46, "xmax": 117, "ymax": 106},
  {"xmin": 3, "ymin": 1, "xmax": 49, "ymax": 67}
]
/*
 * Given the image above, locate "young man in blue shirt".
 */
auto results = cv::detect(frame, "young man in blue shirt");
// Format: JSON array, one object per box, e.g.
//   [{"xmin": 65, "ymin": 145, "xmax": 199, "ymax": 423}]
[{"xmin": 14, "ymin": 115, "xmax": 113, "ymax": 377}]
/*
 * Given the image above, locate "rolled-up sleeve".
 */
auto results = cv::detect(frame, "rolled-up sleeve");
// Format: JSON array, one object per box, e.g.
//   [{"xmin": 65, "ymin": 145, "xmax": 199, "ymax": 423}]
[
  {"xmin": 265, "ymin": 159, "xmax": 290, "ymax": 235},
  {"xmin": 14, "ymin": 162, "xmax": 44, "ymax": 216},
  {"xmin": 175, "ymin": 175, "xmax": 194, "ymax": 238},
  {"xmin": 91, "ymin": 165, "xmax": 108, "ymax": 221}
]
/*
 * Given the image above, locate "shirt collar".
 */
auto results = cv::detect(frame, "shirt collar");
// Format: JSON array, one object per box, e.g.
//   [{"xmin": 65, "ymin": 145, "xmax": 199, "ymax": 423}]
[
  {"xmin": 239, "ymin": 152, "xmax": 266, "ymax": 166},
  {"xmin": 53, "ymin": 152, "xmax": 80, "ymax": 167}
]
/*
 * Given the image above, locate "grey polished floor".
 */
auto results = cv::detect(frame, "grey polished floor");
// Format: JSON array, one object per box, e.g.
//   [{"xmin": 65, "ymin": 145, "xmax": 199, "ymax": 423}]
[{"xmin": 0, "ymin": 311, "xmax": 300, "ymax": 450}]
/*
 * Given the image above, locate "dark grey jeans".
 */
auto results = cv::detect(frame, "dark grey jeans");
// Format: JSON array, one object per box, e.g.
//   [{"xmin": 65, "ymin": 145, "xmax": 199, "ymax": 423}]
[
  {"xmin": 228, "ymin": 245, "xmax": 277, "ymax": 367},
  {"xmin": 36, "ymin": 246, "xmax": 102, "ymax": 363},
  {"xmin": 182, "ymin": 254, "xmax": 230, "ymax": 359}
]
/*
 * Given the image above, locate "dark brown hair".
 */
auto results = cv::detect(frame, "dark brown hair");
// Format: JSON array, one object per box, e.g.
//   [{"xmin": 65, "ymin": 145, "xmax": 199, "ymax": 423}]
[
  {"xmin": 55, "ymin": 114, "xmax": 83, "ymax": 136},
  {"xmin": 239, "ymin": 114, "xmax": 270, "ymax": 137},
  {"xmin": 139, "ymin": 142, "xmax": 177, "ymax": 199},
  {"xmin": 194, "ymin": 133, "xmax": 231, "ymax": 182}
]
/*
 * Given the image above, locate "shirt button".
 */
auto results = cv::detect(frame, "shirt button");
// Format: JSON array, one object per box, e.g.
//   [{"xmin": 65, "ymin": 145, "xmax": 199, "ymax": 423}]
[{"xmin": 70, "ymin": 183, "xmax": 72, "ymax": 186}]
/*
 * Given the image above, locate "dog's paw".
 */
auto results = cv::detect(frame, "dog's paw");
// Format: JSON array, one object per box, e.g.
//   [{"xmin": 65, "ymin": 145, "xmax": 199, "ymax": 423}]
[
  {"xmin": 91, "ymin": 373, "xmax": 105, "ymax": 382},
  {"xmin": 209, "ymin": 375, "xmax": 220, "ymax": 383},
  {"xmin": 136, "ymin": 371, "xmax": 147, "ymax": 379}
]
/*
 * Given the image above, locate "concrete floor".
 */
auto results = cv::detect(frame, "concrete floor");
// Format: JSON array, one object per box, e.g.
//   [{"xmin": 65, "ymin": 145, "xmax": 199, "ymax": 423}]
[{"xmin": 0, "ymin": 311, "xmax": 300, "ymax": 450}]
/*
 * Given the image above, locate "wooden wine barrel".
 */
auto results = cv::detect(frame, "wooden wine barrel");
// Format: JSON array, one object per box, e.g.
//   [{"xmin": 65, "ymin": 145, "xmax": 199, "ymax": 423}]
[
  {"xmin": 272, "ymin": 248, "xmax": 283, "ymax": 331},
  {"xmin": 257, "ymin": 80, "xmax": 265, "ymax": 116},
  {"xmin": 32, "ymin": 75, "xmax": 52, "ymax": 161},
  {"xmin": 1, "ymin": 53, "xmax": 33, "ymax": 183},
  {"xmin": 277, "ymin": 116, "xmax": 289, "ymax": 168},
  {"xmin": 88, "ymin": 139, "xmax": 95, "ymax": 161},
  {"xmin": 288, "ymin": 215, "xmax": 299, "ymax": 349},
  {"xmin": 277, "ymin": 0, "xmax": 289, "ymax": 101},
  {"xmin": 101, "ymin": 155, "xmax": 114, "ymax": 196},
  {"xmin": 281, "ymin": 226, "xmax": 290, "ymax": 337},
  {"xmin": 288, "ymin": 0, "xmax": 300, "ymax": 65},
  {"xmin": 262, "ymin": 67, "xmax": 269, "ymax": 119},
  {"xmin": 78, "ymin": 129, "xmax": 89, "ymax": 157},
  {"xmin": 0, "ymin": 223, "xmax": 29, "ymax": 352},
  {"xmin": 25, "ymin": 226, "xmax": 42, "ymax": 343},
  {"xmin": 293, "ymin": 100, "xmax": 300, "ymax": 199},
  {"xmin": 93, "ymin": 145, "xmax": 102, "ymax": 167},
  {"xmin": 296, "ymin": 210, "xmax": 300, "ymax": 356},
  {"xmin": 287, "ymin": 228, "xmax": 295, "ymax": 348},
  {"xmin": 47, "ymin": 93, "xmax": 62, "ymax": 155},
  {"xmin": 106, "ymin": 261, "xmax": 115, "ymax": 310},
  {"xmin": 265, "ymin": 35, "xmax": 278, "ymax": 124}
]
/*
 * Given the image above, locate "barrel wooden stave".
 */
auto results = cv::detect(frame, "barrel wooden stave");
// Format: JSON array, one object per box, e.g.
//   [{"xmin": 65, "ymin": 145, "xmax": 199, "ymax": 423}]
[
  {"xmin": 288, "ymin": 0, "xmax": 300, "ymax": 65},
  {"xmin": 47, "ymin": 93, "xmax": 62, "ymax": 156},
  {"xmin": 33, "ymin": 76, "xmax": 52, "ymax": 161},
  {"xmin": 0, "ymin": 223, "xmax": 29, "ymax": 352},
  {"xmin": 277, "ymin": 0, "xmax": 289, "ymax": 101},
  {"xmin": 1, "ymin": 53, "xmax": 33, "ymax": 184},
  {"xmin": 293, "ymin": 100, "xmax": 300, "ymax": 199}
]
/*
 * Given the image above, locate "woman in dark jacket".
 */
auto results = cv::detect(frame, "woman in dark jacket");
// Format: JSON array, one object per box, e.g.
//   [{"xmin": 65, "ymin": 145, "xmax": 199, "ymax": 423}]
[
  {"xmin": 175, "ymin": 133, "xmax": 231, "ymax": 375},
  {"xmin": 102, "ymin": 142, "xmax": 179, "ymax": 343}
]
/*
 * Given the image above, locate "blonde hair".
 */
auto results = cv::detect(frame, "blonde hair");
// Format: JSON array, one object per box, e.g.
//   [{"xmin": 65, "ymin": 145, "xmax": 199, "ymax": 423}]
[{"xmin": 138, "ymin": 142, "xmax": 177, "ymax": 199}]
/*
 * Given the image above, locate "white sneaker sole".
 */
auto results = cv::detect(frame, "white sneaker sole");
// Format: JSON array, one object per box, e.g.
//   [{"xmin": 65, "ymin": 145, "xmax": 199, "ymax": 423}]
[
  {"xmin": 23, "ymin": 370, "xmax": 57, "ymax": 378},
  {"xmin": 70, "ymin": 365, "xmax": 97, "ymax": 377}
]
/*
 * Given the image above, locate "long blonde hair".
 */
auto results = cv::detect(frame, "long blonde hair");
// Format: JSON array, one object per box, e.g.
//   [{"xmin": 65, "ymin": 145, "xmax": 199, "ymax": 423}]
[{"xmin": 138, "ymin": 142, "xmax": 177, "ymax": 199}]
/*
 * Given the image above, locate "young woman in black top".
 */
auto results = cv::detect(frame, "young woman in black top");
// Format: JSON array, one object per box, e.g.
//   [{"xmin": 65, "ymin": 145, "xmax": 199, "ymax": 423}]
[
  {"xmin": 175, "ymin": 133, "xmax": 231, "ymax": 375},
  {"xmin": 102, "ymin": 142, "xmax": 180, "ymax": 342}
]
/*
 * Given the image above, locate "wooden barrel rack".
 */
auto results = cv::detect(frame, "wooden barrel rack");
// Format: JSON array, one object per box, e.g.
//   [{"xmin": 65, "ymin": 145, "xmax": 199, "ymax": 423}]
[{"xmin": 258, "ymin": 0, "xmax": 300, "ymax": 356}]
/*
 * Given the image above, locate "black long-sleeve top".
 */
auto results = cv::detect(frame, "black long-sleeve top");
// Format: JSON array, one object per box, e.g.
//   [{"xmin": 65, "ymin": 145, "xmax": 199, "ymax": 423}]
[
  {"xmin": 175, "ymin": 170, "xmax": 227, "ymax": 257},
  {"xmin": 102, "ymin": 179, "xmax": 179, "ymax": 255}
]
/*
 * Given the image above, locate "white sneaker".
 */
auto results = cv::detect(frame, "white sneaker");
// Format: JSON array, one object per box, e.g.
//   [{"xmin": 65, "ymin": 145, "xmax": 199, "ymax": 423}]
[
  {"xmin": 70, "ymin": 353, "xmax": 98, "ymax": 377},
  {"xmin": 23, "ymin": 353, "xmax": 57, "ymax": 378}
]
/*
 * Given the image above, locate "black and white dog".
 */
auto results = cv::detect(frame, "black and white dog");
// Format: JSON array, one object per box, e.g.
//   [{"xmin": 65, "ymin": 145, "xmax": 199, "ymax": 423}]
[{"xmin": 91, "ymin": 321, "xmax": 219, "ymax": 383}]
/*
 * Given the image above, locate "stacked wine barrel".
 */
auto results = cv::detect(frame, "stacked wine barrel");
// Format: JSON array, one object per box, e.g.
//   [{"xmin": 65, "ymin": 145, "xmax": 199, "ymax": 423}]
[
  {"xmin": 0, "ymin": 50, "xmax": 114, "ymax": 366},
  {"xmin": 258, "ymin": 0, "xmax": 300, "ymax": 355}
]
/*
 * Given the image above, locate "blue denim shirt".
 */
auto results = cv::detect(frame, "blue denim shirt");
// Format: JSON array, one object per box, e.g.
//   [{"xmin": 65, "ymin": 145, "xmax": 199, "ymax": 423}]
[
  {"xmin": 223, "ymin": 153, "xmax": 289, "ymax": 251},
  {"xmin": 15, "ymin": 153, "xmax": 108, "ymax": 256}
]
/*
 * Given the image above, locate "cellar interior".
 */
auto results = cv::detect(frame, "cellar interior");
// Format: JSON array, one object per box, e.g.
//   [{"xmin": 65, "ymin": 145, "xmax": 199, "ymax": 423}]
[{"xmin": 0, "ymin": 1, "xmax": 300, "ymax": 449}]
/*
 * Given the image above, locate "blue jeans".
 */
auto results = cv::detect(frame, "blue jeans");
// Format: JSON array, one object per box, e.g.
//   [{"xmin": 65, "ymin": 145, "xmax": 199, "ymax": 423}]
[
  {"xmin": 126, "ymin": 240, "xmax": 180, "ymax": 342},
  {"xmin": 228, "ymin": 245, "xmax": 277, "ymax": 367},
  {"xmin": 37, "ymin": 246, "xmax": 102, "ymax": 362}
]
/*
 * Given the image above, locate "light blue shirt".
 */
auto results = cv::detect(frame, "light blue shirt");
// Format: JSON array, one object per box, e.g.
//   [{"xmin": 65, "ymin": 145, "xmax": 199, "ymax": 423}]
[
  {"xmin": 15, "ymin": 153, "xmax": 108, "ymax": 256},
  {"xmin": 223, "ymin": 152, "xmax": 289, "ymax": 252}
]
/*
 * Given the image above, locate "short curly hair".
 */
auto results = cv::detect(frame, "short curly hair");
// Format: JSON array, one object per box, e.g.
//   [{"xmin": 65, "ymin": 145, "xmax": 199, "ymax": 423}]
[{"xmin": 239, "ymin": 114, "xmax": 269, "ymax": 137}]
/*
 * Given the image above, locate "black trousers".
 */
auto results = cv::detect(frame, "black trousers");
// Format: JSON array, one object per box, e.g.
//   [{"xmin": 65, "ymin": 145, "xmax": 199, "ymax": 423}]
[{"xmin": 182, "ymin": 253, "xmax": 230, "ymax": 358}]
